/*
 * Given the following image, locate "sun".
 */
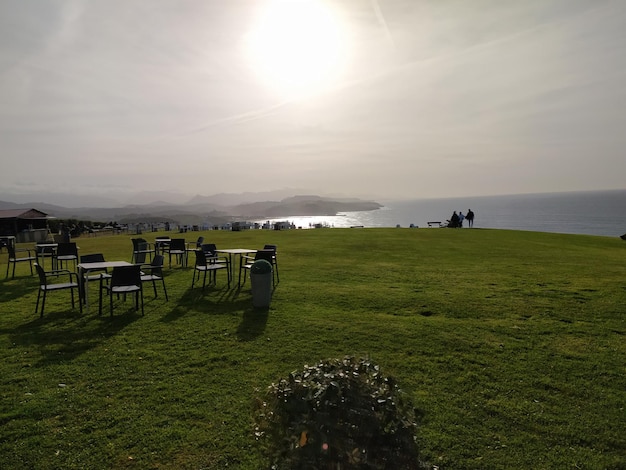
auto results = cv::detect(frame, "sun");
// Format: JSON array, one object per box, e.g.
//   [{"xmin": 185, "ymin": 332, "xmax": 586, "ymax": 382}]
[{"xmin": 245, "ymin": 0, "xmax": 349, "ymax": 99}]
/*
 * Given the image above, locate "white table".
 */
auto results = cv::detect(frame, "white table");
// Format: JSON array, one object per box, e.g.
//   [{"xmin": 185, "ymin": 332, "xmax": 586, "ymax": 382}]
[
  {"xmin": 34, "ymin": 243, "xmax": 58, "ymax": 269},
  {"xmin": 78, "ymin": 261, "xmax": 133, "ymax": 309},
  {"xmin": 215, "ymin": 249, "xmax": 257, "ymax": 283}
]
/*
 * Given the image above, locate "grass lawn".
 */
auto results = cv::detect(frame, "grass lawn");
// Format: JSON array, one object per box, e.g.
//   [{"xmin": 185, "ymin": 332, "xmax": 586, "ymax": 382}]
[{"xmin": 1, "ymin": 228, "xmax": 625, "ymax": 469}]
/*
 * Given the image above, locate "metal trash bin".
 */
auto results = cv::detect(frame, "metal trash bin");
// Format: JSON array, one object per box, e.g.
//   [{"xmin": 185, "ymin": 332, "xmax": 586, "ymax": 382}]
[{"xmin": 250, "ymin": 259, "xmax": 273, "ymax": 308}]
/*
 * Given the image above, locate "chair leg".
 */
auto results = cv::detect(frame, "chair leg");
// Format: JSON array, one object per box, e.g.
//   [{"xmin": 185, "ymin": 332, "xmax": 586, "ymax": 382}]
[
  {"xmin": 40, "ymin": 290, "xmax": 47, "ymax": 318},
  {"xmin": 78, "ymin": 286, "xmax": 82, "ymax": 313},
  {"xmin": 152, "ymin": 280, "xmax": 157, "ymax": 298},
  {"xmin": 35, "ymin": 289, "xmax": 41, "ymax": 316},
  {"xmin": 110, "ymin": 291, "xmax": 114, "ymax": 317},
  {"xmin": 162, "ymin": 278, "xmax": 168, "ymax": 301},
  {"xmin": 98, "ymin": 286, "xmax": 103, "ymax": 315}
]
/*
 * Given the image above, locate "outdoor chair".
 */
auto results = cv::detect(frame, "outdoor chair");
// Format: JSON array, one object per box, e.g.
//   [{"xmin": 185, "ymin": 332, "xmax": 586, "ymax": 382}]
[
  {"xmin": 34, "ymin": 263, "xmax": 82, "ymax": 317},
  {"xmin": 5, "ymin": 244, "xmax": 36, "ymax": 279},
  {"xmin": 238, "ymin": 249, "xmax": 275, "ymax": 287},
  {"xmin": 140, "ymin": 254, "xmax": 168, "ymax": 300},
  {"xmin": 191, "ymin": 250, "xmax": 230, "ymax": 289},
  {"xmin": 99, "ymin": 265, "xmax": 144, "ymax": 317},
  {"xmin": 55, "ymin": 242, "xmax": 79, "ymax": 271},
  {"xmin": 200, "ymin": 243, "xmax": 230, "ymax": 268},
  {"xmin": 131, "ymin": 238, "xmax": 154, "ymax": 264},
  {"xmin": 263, "ymin": 244, "xmax": 280, "ymax": 284},
  {"xmin": 168, "ymin": 238, "xmax": 187, "ymax": 267}
]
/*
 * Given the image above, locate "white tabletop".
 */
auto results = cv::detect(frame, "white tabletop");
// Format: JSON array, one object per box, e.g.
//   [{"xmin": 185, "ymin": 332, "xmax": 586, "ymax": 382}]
[
  {"xmin": 216, "ymin": 248, "xmax": 257, "ymax": 254},
  {"xmin": 78, "ymin": 261, "xmax": 133, "ymax": 270}
]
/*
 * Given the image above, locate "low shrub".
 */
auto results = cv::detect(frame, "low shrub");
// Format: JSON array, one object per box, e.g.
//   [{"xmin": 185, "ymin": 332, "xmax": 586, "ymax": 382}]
[{"xmin": 256, "ymin": 356, "xmax": 421, "ymax": 469}]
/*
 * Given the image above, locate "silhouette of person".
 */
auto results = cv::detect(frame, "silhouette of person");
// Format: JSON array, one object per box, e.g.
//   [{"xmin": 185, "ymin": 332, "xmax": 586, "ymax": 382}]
[
  {"xmin": 458, "ymin": 211, "xmax": 465, "ymax": 228},
  {"xmin": 449, "ymin": 211, "xmax": 460, "ymax": 228},
  {"xmin": 466, "ymin": 209, "xmax": 475, "ymax": 228}
]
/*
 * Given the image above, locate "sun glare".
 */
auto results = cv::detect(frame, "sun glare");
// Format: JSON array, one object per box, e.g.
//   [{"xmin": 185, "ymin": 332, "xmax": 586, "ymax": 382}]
[{"xmin": 245, "ymin": 0, "xmax": 349, "ymax": 99}]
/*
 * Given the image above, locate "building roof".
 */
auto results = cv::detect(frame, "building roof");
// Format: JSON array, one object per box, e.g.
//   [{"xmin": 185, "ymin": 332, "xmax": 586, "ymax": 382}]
[{"xmin": 0, "ymin": 208, "xmax": 49, "ymax": 220}]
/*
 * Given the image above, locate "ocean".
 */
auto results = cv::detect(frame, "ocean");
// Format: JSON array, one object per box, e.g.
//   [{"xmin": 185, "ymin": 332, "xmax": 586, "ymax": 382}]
[{"xmin": 256, "ymin": 190, "xmax": 626, "ymax": 238}]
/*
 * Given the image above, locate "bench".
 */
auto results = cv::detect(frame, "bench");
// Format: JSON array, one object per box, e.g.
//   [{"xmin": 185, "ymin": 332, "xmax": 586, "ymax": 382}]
[{"xmin": 427, "ymin": 221, "xmax": 443, "ymax": 228}]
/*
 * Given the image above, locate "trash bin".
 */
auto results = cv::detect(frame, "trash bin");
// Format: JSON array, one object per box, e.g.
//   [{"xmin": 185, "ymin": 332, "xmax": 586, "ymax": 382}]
[{"xmin": 250, "ymin": 259, "xmax": 273, "ymax": 308}]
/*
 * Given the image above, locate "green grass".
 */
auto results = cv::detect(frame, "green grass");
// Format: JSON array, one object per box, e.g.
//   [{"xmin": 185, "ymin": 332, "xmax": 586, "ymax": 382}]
[{"xmin": 1, "ymin": 228, "xmax": 625, "ymax": 469}]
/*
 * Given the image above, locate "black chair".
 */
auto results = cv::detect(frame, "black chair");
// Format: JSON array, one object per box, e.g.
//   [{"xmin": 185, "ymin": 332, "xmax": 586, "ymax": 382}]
[
  {"xmin": 191, "ymin": 250, "xmax": 230, "ymax": 289},
  {"xmin": 55, "ymin": 242, "xmax": 79, "ymax": 271},
  {"xmin": 200, "ymin": 243, "xmax": 230, "ymax": 268},
  {"xmin": 263, "ymin": 244, "xmax": 280, "ymax": 284},
  {"xmin": 99, "ymin": 265, "xmax": 144, "ymax": 317},
  {"xmin": 5, "ymin": 244, "xmax": 36, "ymax": 279},
  {"xmin": 168, "ymin": 238, "xmax": 187, "ymax": 267},
  {"xmin": 239, "ymin": 249, "xmax": 275, "ymax": 287},
  {"xmin": 131, "ymin": 238, "xmax": 154, "ymax": 264},
  {"xmin": 34, "ymin": 263, "xmax": 82, "ymax": 317},
  {"xmin": 140, "ymin": 254, "xmax": 168, "ymax": 300}
]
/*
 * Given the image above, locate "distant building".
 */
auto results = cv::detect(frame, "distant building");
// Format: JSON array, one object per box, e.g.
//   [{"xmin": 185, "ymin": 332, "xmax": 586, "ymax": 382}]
[{"xmin": 0, "ymin": 208, "xmax": 51, "ymax": 243}]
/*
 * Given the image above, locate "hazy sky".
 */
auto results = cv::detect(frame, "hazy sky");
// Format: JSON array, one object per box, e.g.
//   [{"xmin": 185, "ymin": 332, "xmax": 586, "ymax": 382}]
[{"xmin": 1, "ymin": 0, "xmax": 625, "ymax": 203}]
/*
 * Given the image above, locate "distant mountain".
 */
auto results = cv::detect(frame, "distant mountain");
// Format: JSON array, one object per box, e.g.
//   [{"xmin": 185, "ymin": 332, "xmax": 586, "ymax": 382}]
[
  {"xmin": 0, "ymin": 194, "xmax": 382, "ymax": 225},
  {"xmin": 186, "ymin": 189, "xmax": 311, "ymax": 206}
]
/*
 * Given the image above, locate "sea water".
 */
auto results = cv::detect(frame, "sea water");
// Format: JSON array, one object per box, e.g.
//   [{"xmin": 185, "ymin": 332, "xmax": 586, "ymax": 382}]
[{"xmin": 256, "ymin": 190, "xmax": 626, "ymax": 237}]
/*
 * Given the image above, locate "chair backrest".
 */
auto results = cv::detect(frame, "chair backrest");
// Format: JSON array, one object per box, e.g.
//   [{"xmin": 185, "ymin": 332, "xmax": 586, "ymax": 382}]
[
  {"xmin": 195, "ymin": 236, "xmax": 204, "ymax": 248},
  {"xmin": 263, "ymin": 244, "xmax": 277, "ymax": 253},
  {"xmin": 110, "ymin": 265, "xmax": 141, "ymax": 288},
  {"xmin": 80, "ymin": 253, "xmax": 106, "ymax": 263},
  {"xmin": 150, "ymin": 255, "xmax": 165, "ymax": 276},
  {"xmin": 200, "ymin": 243, "xmax": 217, "ymax": 256},
  {"xmin": 34, "ymin": 263, "xmax": 47, "ymax": 285},
  {"xmin": 57, "ymin": 242, "xmax": 78, "ymax": 257},
  {"xmin": 7, "ymin": 244, "xmax": 17, "ymax": 258},
  {"xmin": 194, "ymin": 249, "xmax": 208, "ymax": 267},
  {"xmin": 170, "ymin": 238, "xmax": 186, "ymax": 251},
  {"xmin": 254, "ymin": 249, "xmax": 275, "ymax": 263},
  {"xmin": 132, "ymin": 238, "xmax": 148, "ymax": 250}
]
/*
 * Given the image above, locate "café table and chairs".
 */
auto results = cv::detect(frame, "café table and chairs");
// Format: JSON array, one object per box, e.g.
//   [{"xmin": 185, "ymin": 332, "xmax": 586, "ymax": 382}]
[
  {"xmin": 215, "ymin": 248, "xmax": 257, "ymax": 286},
  {"xmin": 78, "ymin": 259, "xmax": 133, "ymax": 309}
]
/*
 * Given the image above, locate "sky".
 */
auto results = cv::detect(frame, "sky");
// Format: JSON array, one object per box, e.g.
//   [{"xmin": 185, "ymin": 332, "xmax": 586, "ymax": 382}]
[{"xmin": 1, "ymin": 0, "xmax": 625, "ymax": 205}]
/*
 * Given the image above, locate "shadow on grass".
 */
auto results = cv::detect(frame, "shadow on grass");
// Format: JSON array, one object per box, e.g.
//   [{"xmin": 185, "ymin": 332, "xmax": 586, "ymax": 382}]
[
  {"xmin": 7, "ymin": 308, "xmax": 141, "ymax": 367},
  {"xmin": 0, "ymin": 276, "xmax": 37, "ymax": 303},
  {"xmin": 237, "ymin": 307, "xmax": 269, "ymax": 341},
  {"xmin": 160, "ymin": 284, "xmax": 250, "ymax": 322}
]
